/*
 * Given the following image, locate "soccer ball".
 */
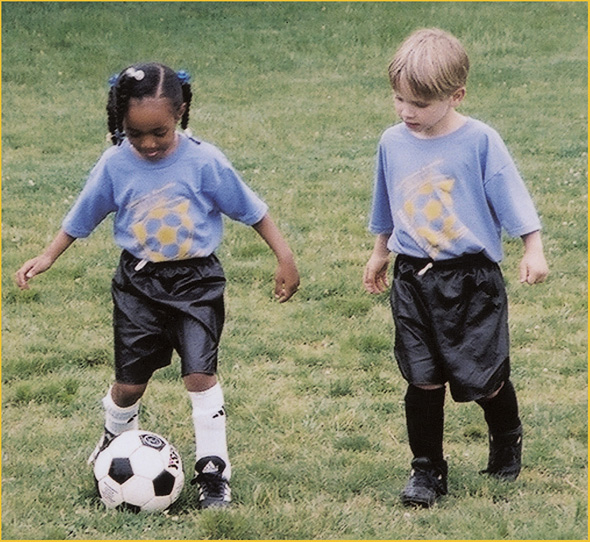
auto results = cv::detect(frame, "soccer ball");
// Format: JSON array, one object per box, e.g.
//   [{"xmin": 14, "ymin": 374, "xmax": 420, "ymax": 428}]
[{"xmin": 94, "ymin": 430, "xmax": 184, "ymax": 512}]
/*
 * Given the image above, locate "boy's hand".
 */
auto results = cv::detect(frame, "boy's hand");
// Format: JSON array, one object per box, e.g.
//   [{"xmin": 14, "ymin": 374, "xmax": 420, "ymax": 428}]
[
  {"xmin": 274, "ymin": 259, "xmax": 300, "ymax": 303},
  {"xmin": 520, "ymin": 230, "xmax": 549, "ymax": 285},
  {"xmin": 519, "ymin": 252, "xmax": 549, "ymax": 284},
  {"xmin": 364, "ymin": 234, "xmax": 391, "ymax": 294},
  {"xmin": 363, "ymin": 254, "xmax": 391, "ymax": 294}
]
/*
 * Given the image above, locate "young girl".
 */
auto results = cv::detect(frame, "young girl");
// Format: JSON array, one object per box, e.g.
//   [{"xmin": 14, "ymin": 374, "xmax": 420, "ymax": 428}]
[{"xmin": 15, "ymin": 62, "xmax": 300, "ymax": 509}]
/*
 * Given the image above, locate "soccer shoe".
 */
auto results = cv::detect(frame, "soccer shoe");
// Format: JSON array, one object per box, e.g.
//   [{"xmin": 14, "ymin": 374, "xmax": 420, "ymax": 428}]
[
  {"xmin": 481, "ymin": 425, "xmax": 523, "ymax": 480},
  {"xmin": 191, "ymin": 456, "xmax": 231, "ymax": 509},
  {"xmin": 87, "ymin": 428, "xmax": 116, "ymax": 465},
  {"xmin": 401, "ymin": 457, "xmax": 448, "ymax": 508}
]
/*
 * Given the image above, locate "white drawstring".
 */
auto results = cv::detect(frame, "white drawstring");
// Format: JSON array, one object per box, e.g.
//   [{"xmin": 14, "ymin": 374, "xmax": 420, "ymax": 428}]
[{"xmin": 417, "ymin": 262, "xmax": 434, "ymax": 276}]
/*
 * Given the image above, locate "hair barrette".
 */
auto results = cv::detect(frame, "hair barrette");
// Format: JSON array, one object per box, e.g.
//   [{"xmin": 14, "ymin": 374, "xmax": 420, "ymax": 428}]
[
  {"xmin": 108, "ymin": 73, "xmax": 119, "ymax": 88},
  {"xmin": 126, "ymin": 67, "xmax": 145, "ymax": 81},
  {"xmin": 177, "ymin": 70, "xmax": 191, "ymax": 84}
]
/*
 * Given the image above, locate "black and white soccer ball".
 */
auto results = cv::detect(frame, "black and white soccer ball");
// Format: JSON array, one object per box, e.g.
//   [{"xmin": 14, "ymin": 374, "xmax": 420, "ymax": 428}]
[{"xmin": 94, "ymin": 430, "xmax": 184, "ymax": 512}]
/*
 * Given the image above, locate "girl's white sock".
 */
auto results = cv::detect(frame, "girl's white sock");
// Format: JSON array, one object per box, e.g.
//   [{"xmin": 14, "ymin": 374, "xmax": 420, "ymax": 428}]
[
  {"xmin": 188, "ymin": 383, "xmax": 231, "ymax": 479},
  {"xmin": 102, "ymin": 386, "xmax": 140, "ymax": 435}
]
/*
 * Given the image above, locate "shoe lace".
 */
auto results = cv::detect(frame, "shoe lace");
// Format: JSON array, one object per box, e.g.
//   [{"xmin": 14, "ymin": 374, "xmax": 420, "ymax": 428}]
[
  {"xmin": 192, "ymin": 472, "xmax": 226, "ymax": 498},
  {"xmin": 490, "ymin": 433, "xmax": 522, "ymax": 469},
  {"xmin": 410, "ymin": 465, "xmax": 446, "ymax": 493}
]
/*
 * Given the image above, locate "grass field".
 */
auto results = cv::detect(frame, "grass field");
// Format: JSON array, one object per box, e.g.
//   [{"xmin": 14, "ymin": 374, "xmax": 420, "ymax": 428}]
[{"xmin": 2, "ymin": 2, "xmax": 587, "ymax": 540}]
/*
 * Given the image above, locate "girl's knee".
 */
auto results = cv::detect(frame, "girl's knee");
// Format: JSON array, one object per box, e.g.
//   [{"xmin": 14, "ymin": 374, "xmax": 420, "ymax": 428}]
[
  {"xmin": 183, "ymin": 372, "xmax": 218, "ymax": 393},
  {"xmin": 111, "ymin": 381, "xmax": 147, "ymax": 407}
]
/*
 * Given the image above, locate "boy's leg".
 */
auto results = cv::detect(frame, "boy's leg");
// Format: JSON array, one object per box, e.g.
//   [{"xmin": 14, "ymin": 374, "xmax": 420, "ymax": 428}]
[
  {"xmin": 186, "ymin": 373, "xmax": 231, "ymax": 509},
  {"xmin": 401, "ymin": 384, "xmax": 448, "ymax": 507},
  {"xmin": 405, "ymin": 384, "xmax": 445, "ymax": 461},
  {"xmin": 87, "ymin": 382, "xmax": 145, "ymax": 464},
  {"xmin": 477, "ymin": 379, "xmax": 522, "ymax": 480}
]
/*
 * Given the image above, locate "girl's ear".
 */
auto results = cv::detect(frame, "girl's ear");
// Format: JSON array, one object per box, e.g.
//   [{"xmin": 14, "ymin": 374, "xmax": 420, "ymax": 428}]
[{"xmin": 176, "ymin": 103, "xmax": 187, "ymax": 121}]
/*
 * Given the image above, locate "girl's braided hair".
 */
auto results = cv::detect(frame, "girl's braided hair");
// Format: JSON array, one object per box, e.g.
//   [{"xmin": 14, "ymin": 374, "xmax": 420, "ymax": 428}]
[{"xmin": 106, "ymin": 62, "xmax": 193, "ymax": 145}]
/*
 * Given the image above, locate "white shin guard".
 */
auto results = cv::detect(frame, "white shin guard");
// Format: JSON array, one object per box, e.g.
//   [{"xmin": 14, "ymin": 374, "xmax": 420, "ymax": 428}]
[
  {"xmin": 102, "ymin": 387, "xmax": 140, "ymax": 436},
  {"xmin": 188, "ymin": 383, "xmax": 231, "ymax": 479}
]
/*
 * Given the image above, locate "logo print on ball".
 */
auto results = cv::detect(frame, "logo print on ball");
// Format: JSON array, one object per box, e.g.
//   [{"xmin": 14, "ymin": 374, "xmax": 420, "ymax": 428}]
[
  {"xmin": 168, "ymin": 448, "xmax": 181, "ymax": 471},
  {"xmin": 139, "ymin": 433, "xmax": 166, "ymax": 450}
]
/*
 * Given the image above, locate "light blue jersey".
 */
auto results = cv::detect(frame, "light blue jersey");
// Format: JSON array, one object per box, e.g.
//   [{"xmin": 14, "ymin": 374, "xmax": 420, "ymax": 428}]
[
  {"xmin": 63, "ymin": 134, "xmax": 268, "ymax": 262},
  {"xmin": 369, "ymin": 118, "xmax": 541, "ymax": 262}
]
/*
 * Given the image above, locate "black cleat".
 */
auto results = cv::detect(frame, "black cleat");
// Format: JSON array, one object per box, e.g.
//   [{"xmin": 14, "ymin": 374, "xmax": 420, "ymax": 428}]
[
  {"xmin": 481, "ymin": 425, "xmax": 522, "ymax": 480},
  {"xmin": 191, "ymin": 456, "xmax": 231, "ymax": 509},
  {"xmin": 401, "ymin": 457, "xmax": 448, "ymax": 508},
  {"xmin": 87, "ymin": 428, "xmax": 116, "ymax": 465}
]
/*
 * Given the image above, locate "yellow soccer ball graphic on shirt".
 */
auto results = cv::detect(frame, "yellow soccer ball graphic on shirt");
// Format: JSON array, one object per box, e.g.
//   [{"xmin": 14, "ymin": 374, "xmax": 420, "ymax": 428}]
[
  {"xmin": 397, "ymin": 165, "xmax": 468, "ymax": 259},
  {"xmin": 132, "ymin": 200, "xmax": 194, "ymax": 262}
]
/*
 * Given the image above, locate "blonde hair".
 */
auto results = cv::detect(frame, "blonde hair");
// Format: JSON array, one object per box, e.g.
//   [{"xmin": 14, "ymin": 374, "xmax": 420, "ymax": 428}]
[{"xmin": 388, "ymin": 28, "xmax": 469, "ymax": 100}]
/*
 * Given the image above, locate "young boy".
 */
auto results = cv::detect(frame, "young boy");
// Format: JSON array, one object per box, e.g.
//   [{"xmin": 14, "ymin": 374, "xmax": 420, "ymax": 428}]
[{"xmin": 363, "ymin": 28, "xmax": 548, "ymax": 507}]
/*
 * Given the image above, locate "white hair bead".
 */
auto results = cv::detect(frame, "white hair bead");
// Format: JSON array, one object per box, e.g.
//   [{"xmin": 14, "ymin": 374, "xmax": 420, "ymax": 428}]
[{"xmin": 125, "ymin": 67, "xmax": 145, "ymax": 81}]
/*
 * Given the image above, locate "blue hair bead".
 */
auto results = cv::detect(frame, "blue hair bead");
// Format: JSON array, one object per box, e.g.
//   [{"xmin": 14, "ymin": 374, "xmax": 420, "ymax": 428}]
[
  {"xmin": 108, "ymin": 73, "xmax": 119, "ymax": 88},
  {"xmin": 177, "ymin": 70, "xmax": 191, "ymax": 84}
]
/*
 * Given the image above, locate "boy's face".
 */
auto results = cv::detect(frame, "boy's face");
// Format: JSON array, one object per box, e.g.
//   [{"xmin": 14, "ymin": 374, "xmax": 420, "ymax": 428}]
[{"xmin": 393, "ymin": 81, "xmax": 465, "ymax": 138}]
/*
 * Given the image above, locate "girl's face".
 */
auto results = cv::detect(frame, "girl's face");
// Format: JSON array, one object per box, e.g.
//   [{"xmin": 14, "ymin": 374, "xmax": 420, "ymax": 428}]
[{"xmin": 124, "ymin": 97, "xmax": 185, "ymax": 161}]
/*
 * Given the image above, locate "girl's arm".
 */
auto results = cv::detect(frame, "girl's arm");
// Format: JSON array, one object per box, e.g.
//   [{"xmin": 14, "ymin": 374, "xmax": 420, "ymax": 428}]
[
  {"xmin": 363, "ymin": 233, "xmax": 391, "ymax": 294},
  {"xmin": 252, "ymin": 213, "xmax": 300, "ymax": 303},
  {"xmin": 519, "ymin": 230, "xmax": 549, "ymax": 285},
  {"xmin": 15, "ymin": 229, "xmax": 76, "ymax": 290}
]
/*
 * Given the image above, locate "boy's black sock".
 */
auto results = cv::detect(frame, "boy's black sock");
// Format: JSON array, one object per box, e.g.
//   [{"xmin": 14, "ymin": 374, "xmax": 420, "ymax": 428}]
[
  {"xmin": 476, "ymin": 379, "xmax": 521, "ymax": 436},
  {"xmin": 404, "ymin": 384, "xmax": 445, "ymax": 462}
]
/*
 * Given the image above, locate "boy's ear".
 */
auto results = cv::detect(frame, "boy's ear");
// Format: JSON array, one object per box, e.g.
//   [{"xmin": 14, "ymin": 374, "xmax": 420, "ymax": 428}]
[{"xmin": 450, "ymin": 87, "xmax": 466, "ymax": 106}]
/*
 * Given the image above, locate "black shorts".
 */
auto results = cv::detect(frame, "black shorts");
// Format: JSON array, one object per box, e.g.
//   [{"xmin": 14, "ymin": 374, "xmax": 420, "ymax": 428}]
[
  {"xmin": 111, "ymin": 251, "xmax": 225, "ymax": 385},
  {"xmin": 391, "ymin": 253, "xmax": 510, "ymax": 402}
]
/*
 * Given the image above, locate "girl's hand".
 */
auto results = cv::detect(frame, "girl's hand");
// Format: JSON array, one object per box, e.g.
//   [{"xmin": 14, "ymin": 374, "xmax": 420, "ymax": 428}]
[
  {"xmin": 15, "ymin": 254, "xmax": 54, "ymax": 290},
  {"xmin": 15, "ymin": 230, "xmax": 76, "ymax": 290},
  {"xmin": 252, "ymin": 213, "xmax": 300, "ymax": 303},
  {"xmin": 274, "ymin": 258, "xmax": 300, "ymax": 303}
]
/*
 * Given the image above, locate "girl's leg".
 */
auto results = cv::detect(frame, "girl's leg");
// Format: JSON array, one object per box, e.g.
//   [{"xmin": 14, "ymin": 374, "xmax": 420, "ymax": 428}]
[
  {"xmin": 87, "ymin": 381, "xmax": 146, "ymax": 464},
  {"xmin": 104, "ymin": 381, "xmax": 145, "ymax": 434},
  {"xmin": 185, "ymin": 372, "xmax": 231, "ymax": 508},
  {"xmin": 184, "ymin": 373, "xmax": 218, "ymax": 393},
  {"xmin": 185, "ymin": 373, "xmax": 230, "ymax": 477},
  {"xmin": 111, "ymin": 381, "xmax": 148, "ymax": 407}
]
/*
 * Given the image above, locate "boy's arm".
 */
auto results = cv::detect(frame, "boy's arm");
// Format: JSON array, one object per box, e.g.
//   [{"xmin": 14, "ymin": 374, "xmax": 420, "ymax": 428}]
[
  {"xmin": 252, "ymin": 213, "xmax": 300, "ymax": 303},
  {"xmin": 519, "ymin": 230, "xmax": 549, "ymax": 285},
  {"xmin": 15, "ymin": 229, "xmax": 76, "ymax": 290},
  {"xmin": 363, "ymin": 233, "xmax": 391, "ymax": 294}
]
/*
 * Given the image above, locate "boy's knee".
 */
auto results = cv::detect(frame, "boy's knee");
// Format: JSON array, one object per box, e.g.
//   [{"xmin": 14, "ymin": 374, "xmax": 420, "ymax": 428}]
[
  {"xmin": 413, "ymin": 383, "xmax": 445, "ymax": 391},
  {"xmin": 477, "ymin": 381, "xmax": 505, "ymax": 404}
]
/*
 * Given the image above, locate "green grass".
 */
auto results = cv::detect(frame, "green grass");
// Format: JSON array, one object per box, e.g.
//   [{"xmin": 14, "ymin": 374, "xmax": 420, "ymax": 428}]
[{"xmin": 2, "ymin": 2, "xmax": 587, "ymax": 540}]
